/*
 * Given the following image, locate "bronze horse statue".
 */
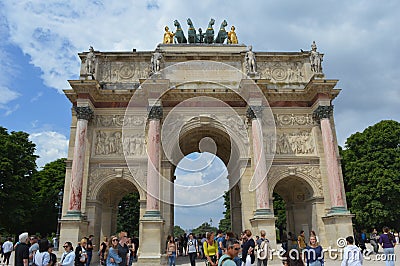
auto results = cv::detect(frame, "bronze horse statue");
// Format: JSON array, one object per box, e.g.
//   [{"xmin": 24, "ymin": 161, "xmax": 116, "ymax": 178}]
[
  {"xmin": 173, "ymin": 20, "xmax": 187, "ymax": 43},
  {"xmin": 204, "ymin": 18, "xmax": 215, "ymax": 44},
  {"xmin": 215, "ymin": 20, "xmax": 228, "ymax": 43},
  {"xmin": 187, "ymin": 18, "xmax": 197, "ymax": 43}
]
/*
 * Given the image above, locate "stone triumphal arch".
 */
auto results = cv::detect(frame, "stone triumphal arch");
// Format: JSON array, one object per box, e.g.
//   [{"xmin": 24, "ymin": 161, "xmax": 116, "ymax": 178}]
[{"xmin": 60, "ymin": 32, "xmax": 353, "ymax": 264}]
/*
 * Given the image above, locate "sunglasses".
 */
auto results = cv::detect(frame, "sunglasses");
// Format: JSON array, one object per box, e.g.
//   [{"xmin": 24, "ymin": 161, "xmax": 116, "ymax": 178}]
[
  {"xmin": 63, "ymin": 246, "xmax": 69, "ymax": 248},
  {"xmin": 112, "ymin": 239, "xmax": 119, "ymax": 242},
  {"xmin": 234, "ymin": 247, "xmax": 241, "ymax": 250}
]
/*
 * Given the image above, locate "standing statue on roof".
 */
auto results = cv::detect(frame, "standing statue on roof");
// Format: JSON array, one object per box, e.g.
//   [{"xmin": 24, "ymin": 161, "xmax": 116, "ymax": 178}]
[
  {"xmin": 245, "ymin": 45, "xmax": 257, "ymax": 74},
  {"xmin": 86, "ymin": 46, "xmax": 96, "ymax": 75},
  {"xmin": 151, "ymin": 50, "xmax": 162, "ymax": 74},
  {"xmin": 227, "ymin": 26, "xmax": 238, "ymax": 44},
  {"xmin": 163, "ymin": 26, "xmax": 175, "ymax": 44},
  {"xmin": 310, "ymin": 41, "xmax": 323, "ymax": 73}
]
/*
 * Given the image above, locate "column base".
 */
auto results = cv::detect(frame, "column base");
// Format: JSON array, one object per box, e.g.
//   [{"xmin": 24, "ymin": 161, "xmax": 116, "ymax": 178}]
[
  {"xmin": 138, "ymin": 217, "xmax": 164, "ymax": 265},
  {"xmin": 322, "ymin": 212, "xmax": 354, "ymax": 248},
  {"xmin": 250, "ymin": 215, "xmax": 277, "ymax": 250},
  {"xmin": 143, "ymin": 210, "xmax": 162, "ymax": 218},
  {"xmin": 64, "ymin": 210, "xmax": 84, "ymax": 219},
  {"xmin": 59, "ymin": 217, "xmax": 89, "ymax": 257},
  {"xmin": 328, "ymin": 206, "xmax": 349, "ymax": 215},
  {"xmin": 254, "ymin": 208, "xmax": 273, "ymax": 217}
]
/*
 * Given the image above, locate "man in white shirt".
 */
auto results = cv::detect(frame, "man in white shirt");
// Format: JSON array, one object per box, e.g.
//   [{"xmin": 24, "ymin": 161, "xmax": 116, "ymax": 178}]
[
  {"xmin": 341, "ymin": 236, "xmax": 363, "ymax": 266},
  {"xmin": 2, "ymin": 237, "xmax": 14, "ymax": 265}
]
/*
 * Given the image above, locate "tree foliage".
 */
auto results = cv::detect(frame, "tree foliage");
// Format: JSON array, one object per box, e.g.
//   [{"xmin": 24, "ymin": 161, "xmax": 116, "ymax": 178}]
[
  {"xmin": 218, "ymin": 191, "xmax": 231, "ymax": 232},
  {"xmin": 173, "ymin": 225, "xmax": 185, "ymax": 237},
  {"xmin": 273, "ymin": 192, "xmax": 286, "ymax": 232},
  {"xmin": 117, "ymin": 192, "xmax": 140, "ymax": 237},
  {"xmin": 341, "ymin": 120, "xmax": 400, "ymax": 230},
  {"xmin": 0, "ymin": 127, "xmax": 38, "ymax": 234},
  {"xmin": 30, "ymin": 158, "xmax": 66, "ymax": 236},
  {"xmin": 191, "ymin": 222, "xmax": 218, "ymax": 236}
]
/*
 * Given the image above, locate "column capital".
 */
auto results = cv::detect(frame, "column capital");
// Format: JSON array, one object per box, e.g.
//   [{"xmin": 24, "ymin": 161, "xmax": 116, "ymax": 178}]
[
  {"xmin": 74, "ymin": 106, "xmax": 94, "ymax": 121},
  {"xmin": 148, "ymin": 105, "xmax": 163, "ymax": 120},
  {"xmin": 313, "ymin": 105, "xmax": 333, "ymax": 122},
  {"xmin": 246, "ymin": 105, "xmax": 263, "ymax": 120}
]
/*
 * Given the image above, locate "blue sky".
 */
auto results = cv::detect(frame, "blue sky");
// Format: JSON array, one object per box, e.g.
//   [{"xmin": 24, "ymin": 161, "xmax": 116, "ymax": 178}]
[{"xmin": 1, "ymin": 0, "xmax": 399, "ymax": 230}]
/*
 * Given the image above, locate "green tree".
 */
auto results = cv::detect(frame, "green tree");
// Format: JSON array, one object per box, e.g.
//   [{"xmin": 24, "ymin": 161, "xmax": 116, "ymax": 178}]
[
  {"xmin": 191, "ymin": 222, "xmax": 217, "ymax": 236},
  {"xmin": 117, "ymin": 192, "xmax": 140, "ymax": 236},
  {"xmin": 30, "ymin": 158, "xmax": 66, "ymax": 235},
  {"xmin": 173, "ymin": 225, "xmax": 185, "ymax": 237},
  {"xmin": 341, "ymin": 120, "xmax": 400, "ymax": 230},
  {"xmin": 273, "ymin": 192, "xmax": 286, "ymax": 234},
  {"xmin": 0, "ymin": 127, "xmax": 37, "ymax": 234},
  {"xmin": 218, "ymin": 191, "xmax": 231, "ymax": 232}
]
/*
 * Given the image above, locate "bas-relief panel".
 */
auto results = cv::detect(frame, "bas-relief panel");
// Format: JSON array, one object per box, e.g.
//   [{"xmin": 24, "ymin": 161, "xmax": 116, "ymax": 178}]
[
  {"xmin": 92, "ymin": 115, "xmax": 147, "ymax": 128},
  {"xmin": 97, "ymin": 61, "xmax": 151, "ymax": 83},
  {"xmin": 93, "ymin": 130, "xmax": 146, "ymax": 158},
  {"xmin": 274, "ymin": 114, "xmax": 315, "ymax": 127},
  {"xmin": 257, "ymin": 62, "xmax": 310, "ymax": 83},
  {"xmin": 273, "ymin": 129, "xmax": 316, "ymax": 155}
]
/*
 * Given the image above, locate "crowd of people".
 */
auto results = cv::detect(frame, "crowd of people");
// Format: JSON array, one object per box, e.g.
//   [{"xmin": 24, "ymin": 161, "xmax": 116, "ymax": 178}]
[
  {"xmin": 0, "ymin": 226, "xmax": 396, "ymax": 266},
  {"xmin": 165, "ymin": 226, "xmax": 397, "ymax": 266}
]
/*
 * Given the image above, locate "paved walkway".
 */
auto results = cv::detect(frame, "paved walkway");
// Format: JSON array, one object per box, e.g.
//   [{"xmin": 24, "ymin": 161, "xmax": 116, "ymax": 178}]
[{"xmin": 3, "ymin": 244, "xmax": 398, "ymax": 265}]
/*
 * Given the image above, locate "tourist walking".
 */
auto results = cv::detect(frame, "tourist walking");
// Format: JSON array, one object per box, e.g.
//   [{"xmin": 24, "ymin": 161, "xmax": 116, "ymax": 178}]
[
  {"xmin": 297, "ymin": 231, "xmax": 306, "ymax": 252},
  {"xmin": 370, "ymin": 228, "xmax": 379, "ymax": 254},
  {"xmin": 241, "ymin": 229, "xmax": 255, "ymax": 266},
  {"xmin": 60, "ymin": 242, "xmax": 75, "ymax": 266},
  {"xmin": 340, "ymin": 236, "xmax": 362, "ymax": 266},
  {"xmin": 166, "ymin": 235, "xmax": 176, "ymax": 266},
  {"xmin": 186, "ymin": 233, "xmax": 199, "ymax": 266},
  {"xmin": 378, "ymin": 226, "xmax": 396, "ymax": 266},
  {"xmin": 217, "ymin": 238, "xmax": 240, "ymax": 266},
  {"xmin": 255, "ymin": 230, "xmax": 270, "ymax": 266},
  {"xmin": 86, "ymin": 235, "xmax": 94, "ymax": 266},
  {"xmin": 75, "ymin": 238, "xmax": 88, "ymax": 266},
  {"xmin": 34, "ymin": 239, "xmax": 50, "ymax": 266},
  {"xmin": 204, "ymin": 232, "xmax": 218, "ymax": 266},
  {"xmin": 14, "ymin": 233, "xmax": 29, "ymax": 266},
  {"xmin": 304, "ymin": 236, "xmax": 323, "ymax": 266},
  {"xmin": 2, "ymin": 237, "xmax": 13, "ymax": 266},
  {"xmin": 99, "ymin": 236, "xmax": 108, "ymax": 266},
  {"xmin": 29, "ymin": 236, "xmax": 39, "ymax": 266},
  {"xmin": 117, "ymin": 232, "xmax": 129, "ymax": 266},
  {"xmin": 105, "ymin": 236, "xmax": 122, "ymax": 266}
]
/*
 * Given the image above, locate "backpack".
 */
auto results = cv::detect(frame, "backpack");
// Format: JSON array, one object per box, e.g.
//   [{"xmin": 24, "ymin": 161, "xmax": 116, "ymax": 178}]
[
  {"xmin": 219, "ymin": 256, "xmax": 232, "ymax": 265},
  {"xmin": 256, "ymin": 239, "xmax": 269, "ymax": 260}
]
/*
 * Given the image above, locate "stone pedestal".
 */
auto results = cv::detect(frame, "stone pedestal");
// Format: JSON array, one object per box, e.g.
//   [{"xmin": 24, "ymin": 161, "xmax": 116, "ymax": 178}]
[
  {"xmin": 137, "ymin": 218, "xmax": 165, "ymax": 265},
  {"xmin": 322, "ymin": 213, "xmax": 354, "ymax": 248},
  {"xmin": 250, "ymin": 215, "xmax": 277, "ymax": 250},
  {"xmin": 59, "ymin": 218, "xmax": 89, "ymax": 252}
]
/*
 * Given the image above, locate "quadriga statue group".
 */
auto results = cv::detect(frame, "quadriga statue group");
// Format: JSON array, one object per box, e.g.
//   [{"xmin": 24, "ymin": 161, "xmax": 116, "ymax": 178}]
[{"xmin": 163, "ymin": 18, "xmax": 238, "ymax": 44}]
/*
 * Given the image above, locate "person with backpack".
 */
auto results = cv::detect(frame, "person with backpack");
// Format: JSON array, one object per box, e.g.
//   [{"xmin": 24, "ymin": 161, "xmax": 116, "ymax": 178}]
[
  {"xmin": 218, "ymin": 239, "xmax": 240, "ymax": 266},
  {"xmin": 204, "ymin": 232, "xmax": 219, "ymax": 266},
  {"xmin": 255, "ymin": 230, "xmax": 270, "ymax": 266},
  {"xmin": 241, "ymin": 230, "xmax": 255, "ymax": 266},
  {"xmin": 186, "ymin": 233, "xmax": 199, "ymax": 266}
]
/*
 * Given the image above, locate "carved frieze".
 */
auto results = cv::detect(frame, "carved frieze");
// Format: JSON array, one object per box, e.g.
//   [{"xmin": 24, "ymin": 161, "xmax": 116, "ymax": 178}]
[
  {"xmin": 97, "ymin": 61, "xmax": 151, "ymax": 83},
  {"xmin": 275, "ymin": 129, "xmax": 316, "ymax": 155},
  {"xmin": 93, "ymin": 115, "xmax": 146, "ymax": 128},
  {"xmin": 93, "ymin": 130, "xmax": 146, "ymax": 157},
  {"xmin": 257, "ymin": 62, "xmax": 306, "ymax": 83},
  {"xmin": 274, "ymin": 114, "xmax": 315, "ymax": 127}
]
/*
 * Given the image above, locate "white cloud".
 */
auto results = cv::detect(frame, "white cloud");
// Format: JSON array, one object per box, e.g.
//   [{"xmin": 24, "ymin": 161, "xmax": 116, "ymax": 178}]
[{"xmin": 29, "ymin": 131, "xmax": 69, "ymax": 168}]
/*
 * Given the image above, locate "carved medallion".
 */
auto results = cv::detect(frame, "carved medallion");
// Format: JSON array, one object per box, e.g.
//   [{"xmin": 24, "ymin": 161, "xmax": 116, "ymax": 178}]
[
  {"xmin": 272, "ymin": 67, "xmax": 287, "ymax": 81},
  {"xmin": 119, "ymin": 64, "xmax": 135, "ymax": 79}
]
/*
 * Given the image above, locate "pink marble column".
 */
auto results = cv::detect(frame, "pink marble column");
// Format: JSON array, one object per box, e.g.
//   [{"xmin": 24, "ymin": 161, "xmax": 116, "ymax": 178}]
[
  {"xmin": 247, "ymin": 106, "xmax": 271, "ymax": 215},
  {"xmin": 144, "ymin": 106, "xmax": 162, "ymax": 217},
  {"xmin": 68, "ymin": 106, "xmax": 93, "ymax": 213},
  {"xmin": 314, "ymin": 105, "xmax": 345, "ymax": 210}
]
